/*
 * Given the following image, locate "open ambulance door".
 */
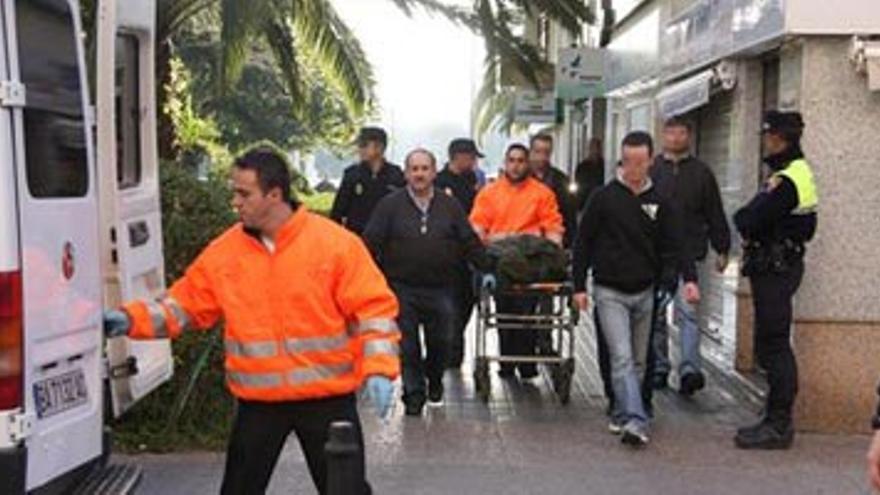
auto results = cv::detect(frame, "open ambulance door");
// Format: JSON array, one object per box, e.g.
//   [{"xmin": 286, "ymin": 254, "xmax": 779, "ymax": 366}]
[{"xmin": 95, "ymin": 0, "xmax": 172, "ymax": 418}]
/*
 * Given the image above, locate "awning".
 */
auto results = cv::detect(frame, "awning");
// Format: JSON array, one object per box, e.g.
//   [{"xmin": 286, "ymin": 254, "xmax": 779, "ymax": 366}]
[{"xmin": 656, "ymin": 69, "xmax": 715, "ymax": 118}]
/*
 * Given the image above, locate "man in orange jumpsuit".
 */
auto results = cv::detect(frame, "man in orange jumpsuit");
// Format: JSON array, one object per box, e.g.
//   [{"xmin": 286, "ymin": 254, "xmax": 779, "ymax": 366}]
[
  {"xmin": 103, "ymin": 148, "xmax": 399, "ymax": 495},
  {"xmin": 469, "ymin": 143, "xmax": 564, "ymax": 379}
]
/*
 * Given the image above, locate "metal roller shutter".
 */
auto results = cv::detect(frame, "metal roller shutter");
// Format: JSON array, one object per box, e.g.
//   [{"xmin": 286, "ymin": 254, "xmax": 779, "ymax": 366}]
[{"xmin": 695, "ymin": 91, "xmax": 738, "ymax": 352}]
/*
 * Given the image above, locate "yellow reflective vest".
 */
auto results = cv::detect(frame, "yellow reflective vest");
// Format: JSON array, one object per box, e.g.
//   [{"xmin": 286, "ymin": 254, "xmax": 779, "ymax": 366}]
[{"xmin": 773, "ymin": 159, "xmax": 818, "ymax": 215}]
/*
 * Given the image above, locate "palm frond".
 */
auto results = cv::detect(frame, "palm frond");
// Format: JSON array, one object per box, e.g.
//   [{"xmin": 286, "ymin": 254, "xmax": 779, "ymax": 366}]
[
  {"xmin": 218, "ymin": 0, "xmax": 274, "ymax": 90},
  {"xmin": 158, "ymin": 0, "xmax": 219, "ymax": 44},
  {"xmin": 262, "ymin": 17, "xmax": 307, "ymax": 117},
  {"xmin": 507, "ymin": 0, "xmax": 594, "ymax": 34},
  {"xmin": 292, "ymin": 0, "xmax": 375, "ymax": 116},
  {"xmin": 388, "ymin": 0, "xmax": 479, "ymax": 27}
]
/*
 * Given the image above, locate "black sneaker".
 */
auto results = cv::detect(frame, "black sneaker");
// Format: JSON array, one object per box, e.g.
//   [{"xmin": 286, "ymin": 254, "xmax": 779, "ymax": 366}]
[
  {"xmin": 734, "ymin": 422, "xmax": 794, "ymax": 450},
  {"xmin": 518, "ymin": 364, "xmax": 538, "ymax": 380},
  {"xmin": 679, "ymin": 371, "xmax": 706, "ymax": 397},
  {"xmin": 621, "ymin": 422, "xmax": 650, "ymax": 448},
  {"xmin": 498, "ymin": 365, "xmax": 516, "ymax": 379},
  {"xmin": 736, "ymin": 419, "xmax": 767, "ymax": 438},
  {"xmin": 428, "ymin": 381, "xmax": 444, "ymax": 405},
  {"xmin": 404, "ymin": 396, "xmax": 425, "ymax": 417},
  {"xmin": 651, "ymin": 373, "xmax": 669, "ymax": 390}
]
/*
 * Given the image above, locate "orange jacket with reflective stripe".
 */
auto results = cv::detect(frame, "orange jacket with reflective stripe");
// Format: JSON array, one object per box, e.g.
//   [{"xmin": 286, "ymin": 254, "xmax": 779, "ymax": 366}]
[
  {"xmin": 469, "ymin": 176, "xmax": 564, "ymax": 240},
  {"xmin": 123, "ymin": 207, "xmax": 400, "ymax": 402}
]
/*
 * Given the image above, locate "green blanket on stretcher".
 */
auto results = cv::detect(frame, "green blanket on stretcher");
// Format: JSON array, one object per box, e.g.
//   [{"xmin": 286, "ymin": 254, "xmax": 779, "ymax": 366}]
[{"xmin": 486, "ymin": 235, "xmax": 567, "ymax": 287}]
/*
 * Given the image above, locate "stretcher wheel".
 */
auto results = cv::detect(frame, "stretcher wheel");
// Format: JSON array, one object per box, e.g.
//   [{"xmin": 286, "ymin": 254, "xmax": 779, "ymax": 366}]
[
  {"xmin": 473, "ymin": 357, "xmax": 490, "ymax": 402},
  {"xmin": 553, "ymin": 359, "xmax": 575, "ymax": 405}
]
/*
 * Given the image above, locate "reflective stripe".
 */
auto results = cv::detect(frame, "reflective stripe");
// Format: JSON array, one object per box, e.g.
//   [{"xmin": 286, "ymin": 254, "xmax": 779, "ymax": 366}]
[
  {"xmin": 349, "ymin": 318, "xmax": 398, "ymax": 336},
  {"xmin": 162, "ymin": 296, "xmax": 190, "ymax": 331},
  {"xmin": 225, "ymin": 340, "xmax": 279, "ymax": 358},
  {"xmin": 285, "ymin": 334, "xmax": 350, "ymax": 354},
  {"xmin": 289, "ymin": 363, "xmax": 354, "ymax": 385},
  {"xmin": 145, "ymin": 301, "xmax": 168, "ymax": 338},
  {"xmin": 227, "ymin": 371, "xmax": 283, "ymax": 388},
  {"xmin": 364, "ymin": 339, "xmax": 399, "ymax": 358}
]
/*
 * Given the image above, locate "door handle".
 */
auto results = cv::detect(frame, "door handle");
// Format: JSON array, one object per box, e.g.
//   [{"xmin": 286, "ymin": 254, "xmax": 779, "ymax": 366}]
[{"xmin": 128, "ymin": 221, "xmax": 150, "ymax": 248}]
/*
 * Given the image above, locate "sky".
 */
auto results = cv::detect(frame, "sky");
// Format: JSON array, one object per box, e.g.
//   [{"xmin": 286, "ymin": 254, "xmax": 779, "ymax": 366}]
[{"xmin": 334, "ymin": 0, "xmax": 485, "ymax": 164}]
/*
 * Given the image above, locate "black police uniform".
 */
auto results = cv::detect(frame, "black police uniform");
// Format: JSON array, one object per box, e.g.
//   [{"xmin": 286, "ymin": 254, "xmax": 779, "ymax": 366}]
[
  {"xmin": 733, "ymin": 111, "xmax": 818, "ymax": 449},
  {"xmin": 330, "ymin": 161, "xmax": 405, "ymax": 236},
  {"xmin": 435, "ymin": 138, "xmax": 485, "ymax": 368},
  {"xmin": 435, "ymin": 165, "xmax": 479, "ymax": 367}
]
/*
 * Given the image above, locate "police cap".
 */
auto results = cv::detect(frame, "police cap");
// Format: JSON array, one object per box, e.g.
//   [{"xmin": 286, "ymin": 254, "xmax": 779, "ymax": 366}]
[
  {"xmin": 762, "ymin": 110, "xmax": 805, "ymax": 141},
  {"xmin": 357, "ymin": 127, "xmax": 388, "ymax": 148},
  {"xmin": 448, "ymin": 138, "xmax": 484, "ymax": 158}
]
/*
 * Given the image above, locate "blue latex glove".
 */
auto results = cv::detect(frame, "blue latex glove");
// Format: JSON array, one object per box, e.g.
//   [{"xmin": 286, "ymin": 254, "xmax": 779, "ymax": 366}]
[
  {"xmin": 103, "ymin": 309, "xmax": 131, "ymax": 338},
  {"xmin": 480, "ymin": 273, "xmax": 497, "ymax": 291},
  {"xmin": 364, "ymin": 375, "xmax": 394, "ymax": 419}
]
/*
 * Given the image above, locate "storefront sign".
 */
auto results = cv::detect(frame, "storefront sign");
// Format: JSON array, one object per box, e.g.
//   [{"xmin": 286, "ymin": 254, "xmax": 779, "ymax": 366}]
[
  {"xmin": 662, "ymin": 0, "xmax": 785, "ymax": 76},
  {"xmin": 555, "ymin": 47, "xmax": 606, "ymax": 101},
  {"xmin": 513, "ymin": 90, "xmax": 559, "ymax": 124}
]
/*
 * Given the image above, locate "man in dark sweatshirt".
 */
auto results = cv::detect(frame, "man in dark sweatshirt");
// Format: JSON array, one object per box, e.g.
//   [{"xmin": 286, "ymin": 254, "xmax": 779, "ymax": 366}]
[
  {"xmin": 363, "ymin": 148, "xmax": 487, "ymax": 417},
  {"xmin": 649, "ymin": 117, "xmax": 731, "ymax": 395},
  {"xmin": 530, "ymin": 134, "xmax": 578, "ymax": 249},
  {"xmin": 573, "ymin": 132, "xmax": 699, "ymax": 448}
]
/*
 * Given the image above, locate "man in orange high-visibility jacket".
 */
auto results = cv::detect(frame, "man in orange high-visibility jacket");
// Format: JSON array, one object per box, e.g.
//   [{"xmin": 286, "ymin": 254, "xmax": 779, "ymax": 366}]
[
  {"xmin": 103, "ymin": 148, "xmax": 399, "ymax": 495},
  {"xmin": 469, "ymin": 143, "xmax": 563, "ymax": 379}
]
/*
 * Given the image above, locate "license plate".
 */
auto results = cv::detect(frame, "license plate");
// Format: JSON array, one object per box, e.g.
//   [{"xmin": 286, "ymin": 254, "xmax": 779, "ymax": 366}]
[{"xmin": 33, "ymin": 370, "xmax": 88, "ymax": 419}]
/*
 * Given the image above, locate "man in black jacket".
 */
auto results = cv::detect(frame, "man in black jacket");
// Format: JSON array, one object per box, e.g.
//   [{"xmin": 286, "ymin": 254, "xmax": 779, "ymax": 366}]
[
  {"xmin": 530, "ymin": 134, "xmax": 578, "ymax": 249},
  {"xmin": 363, "ymin": 148, "xmax": 487, "ymax": 417},
  {"xmin": 435, "ymin": 138, "xmax": 483, "ymax": 368},
  {"xmin": 573, "ymin": 132, "xmax": 699, "ymax": 447},
  {"xmin": 574, "ymin": 137, "xmax": 606, "ymax": 214},
  {"xmin": 330, "ymin": 127, "xmax": 405, "ymax": 235},
  {"xmin": 649, "ymin": 117, "xmax": 731, "ymax": 395}
]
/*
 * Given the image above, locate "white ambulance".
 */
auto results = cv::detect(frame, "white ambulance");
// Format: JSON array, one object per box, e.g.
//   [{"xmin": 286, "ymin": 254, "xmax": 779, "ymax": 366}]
[{"xmin": 0, "ymin": 0, "xmax": 172, "ymax": 492}]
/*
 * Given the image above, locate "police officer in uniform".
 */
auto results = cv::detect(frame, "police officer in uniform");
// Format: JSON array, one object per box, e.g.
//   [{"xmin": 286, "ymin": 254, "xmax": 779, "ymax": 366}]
[
  {"xmin": 733, "ymin": 111, "xmax": 818, "ymax": 450},
  {"xmin": 435, "ymin": 138, "xmax": 483, "ymax": 368},
  {"xmin": 331, "ymin": 127, "xmax": 405, "ymax": 235}
]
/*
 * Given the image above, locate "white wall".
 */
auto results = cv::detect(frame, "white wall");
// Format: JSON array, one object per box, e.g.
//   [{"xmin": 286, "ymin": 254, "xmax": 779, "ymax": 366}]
[{"xmin": 787, "ymin": 0, "xmax": 880, "ymax": 35}]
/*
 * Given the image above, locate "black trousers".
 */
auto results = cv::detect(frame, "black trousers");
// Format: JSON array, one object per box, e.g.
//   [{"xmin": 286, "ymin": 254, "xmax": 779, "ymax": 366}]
[
  {"xmin": 749, "ymin": 260, "xmax": 804, "ymax": 426},
  {"xmin": 450, "ymin": 268, "xmax": 476, "ymax": 367},
  {"xmin": 496, "ymin": 295, "xmax": 538, "ymax": 374},
  {"xmin": 392, "ymin": 282, "xmax": 456, "ymax": 403},
  {"xmin": 220, "ymin": 394, "xmax": 370, "ymax": 495}
]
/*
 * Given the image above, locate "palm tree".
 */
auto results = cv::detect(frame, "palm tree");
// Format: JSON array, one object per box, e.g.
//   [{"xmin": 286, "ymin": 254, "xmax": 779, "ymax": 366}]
[
  {"xmin": 136, "ymin": 0, "xmax": 593, "ymax": 155},
  {"xmin": 390, "ymin": 1, "xmax": 594, "ymax": 138},
  {"xmin": 156, "ymin": 0, "xmax": 375, "ymax": 157}
]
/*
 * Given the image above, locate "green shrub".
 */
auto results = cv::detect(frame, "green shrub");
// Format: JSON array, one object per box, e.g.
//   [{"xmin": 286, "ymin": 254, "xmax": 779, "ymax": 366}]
[
  {"xmin": 112, "ymin": 164, "xmax": 236, "ymax": 452},
  {"xmin": 300, "ymin": 192, "xmax": 335, "ymax": 217}
]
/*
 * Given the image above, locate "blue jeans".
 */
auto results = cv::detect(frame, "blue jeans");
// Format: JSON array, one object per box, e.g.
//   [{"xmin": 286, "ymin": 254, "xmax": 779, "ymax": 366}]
[
  {"xmin": 594, "ymin": 285, "xmax": 654, "ymax": 429},
  {"xmin": 391, "ymin": 283, "xmax": 456, "ymax": 403},
  {"xmin": 652, "ymin": 274, "xmax": 703, "ymax": 378}
]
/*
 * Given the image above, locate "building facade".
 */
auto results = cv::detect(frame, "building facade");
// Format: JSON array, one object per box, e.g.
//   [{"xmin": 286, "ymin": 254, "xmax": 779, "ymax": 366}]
[{"xmin": 589, "ymin": 0, "xmax": 880, "ymax": 433}]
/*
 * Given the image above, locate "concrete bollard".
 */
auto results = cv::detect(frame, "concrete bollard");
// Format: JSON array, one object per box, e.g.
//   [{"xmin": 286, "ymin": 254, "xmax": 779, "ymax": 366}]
[{"xmin": 324, "ymin": 421, "xmax": 360, "ymax": 495}]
